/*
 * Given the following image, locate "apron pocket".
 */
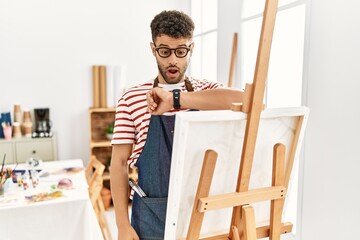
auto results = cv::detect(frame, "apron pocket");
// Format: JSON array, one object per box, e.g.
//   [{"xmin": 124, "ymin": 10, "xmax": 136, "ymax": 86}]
[{"xmin": 132, "ymin": 195, "xmax": 168, "ymax": 240}]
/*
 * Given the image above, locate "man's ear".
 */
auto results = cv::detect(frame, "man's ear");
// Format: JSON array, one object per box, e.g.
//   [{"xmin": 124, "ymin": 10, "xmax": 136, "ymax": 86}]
[
  {"xmin": 150, "ymin": 42, "xmax": 156, "ymax": 56},
  {"xmin": 189, "ymin": 42, "xmax": 195, "ymax": 57}
]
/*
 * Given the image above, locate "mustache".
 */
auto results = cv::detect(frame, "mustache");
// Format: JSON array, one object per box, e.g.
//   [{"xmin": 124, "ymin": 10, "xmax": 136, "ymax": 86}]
[{"xmin": 167, "ymin": 65, "xmax": 179, "ymax": 70}]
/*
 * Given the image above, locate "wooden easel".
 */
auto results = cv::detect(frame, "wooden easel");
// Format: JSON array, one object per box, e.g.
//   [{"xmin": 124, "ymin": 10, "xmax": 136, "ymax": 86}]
[
  {"xmin": 228, "ymin": 32, "xmax": 238, "ymax": 88},
  {"xmin": 185, "ymin": 0, "xmax": 296, "ymax": 239},
  {"xmin": 86, "ymin": 156, "xmax": 113, "ymax": 240}
]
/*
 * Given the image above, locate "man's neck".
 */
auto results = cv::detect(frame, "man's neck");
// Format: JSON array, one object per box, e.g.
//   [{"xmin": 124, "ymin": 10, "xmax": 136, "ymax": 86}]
[
  {"xmin": 158, "ymin": 81, "xmax": 185, "ymax": 91},
  {"xmin": 157, "ymin": 75, "xmax": 185, "ymax": 85}
]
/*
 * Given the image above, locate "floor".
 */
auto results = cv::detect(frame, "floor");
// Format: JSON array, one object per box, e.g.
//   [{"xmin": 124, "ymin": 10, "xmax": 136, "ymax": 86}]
[{"xmin": 105, "ymin": 207, "xmax": 296, "ymax": 240}]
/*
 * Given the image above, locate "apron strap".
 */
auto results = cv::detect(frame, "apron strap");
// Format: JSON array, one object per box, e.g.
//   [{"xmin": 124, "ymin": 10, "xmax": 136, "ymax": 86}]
[{"xmin": 153, "ymin": 76, "xmax": 194, "ymax": 92}]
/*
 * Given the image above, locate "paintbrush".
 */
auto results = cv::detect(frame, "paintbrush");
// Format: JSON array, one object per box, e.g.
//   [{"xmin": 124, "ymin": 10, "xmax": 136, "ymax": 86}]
[
  {"xmin": 0, "ymin": 154, "xmax": 6, "ymax": 183},
  {"xmin": 13, "ymin": 163, "xmax": 18, "ymax": 171}
]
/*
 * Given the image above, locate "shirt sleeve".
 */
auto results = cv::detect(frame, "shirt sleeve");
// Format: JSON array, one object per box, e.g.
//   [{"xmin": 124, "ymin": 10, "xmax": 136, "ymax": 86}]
[
  {"xmin": 191, "ymin": 78, "xmax": 224, "ymax": 91},
  {"xmin": 208, "ymin": 80, "xmax": 224, "ymax": 89},
  {"xmin": 111, "ymin": 96, "xmax": 136, "ymax": 145}
]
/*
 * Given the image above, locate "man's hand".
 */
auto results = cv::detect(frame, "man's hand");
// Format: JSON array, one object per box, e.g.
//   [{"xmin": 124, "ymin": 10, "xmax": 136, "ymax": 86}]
[
  {"xmin": 147, "ymin": 87, "xmax": 173, "ymax": 115},
  {"xmin": 118, "ymin": 224, "xmax": 139, "ymax": 240}
]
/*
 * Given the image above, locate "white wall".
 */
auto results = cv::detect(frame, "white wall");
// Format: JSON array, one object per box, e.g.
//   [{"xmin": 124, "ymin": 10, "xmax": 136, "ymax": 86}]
[
  {"xmin": 301, "ymin": 0, "xmax": 360, "ymax": 239},
  {"xmin": 0, "ymin": 0, "xmax": 189, "ymax": 162}
]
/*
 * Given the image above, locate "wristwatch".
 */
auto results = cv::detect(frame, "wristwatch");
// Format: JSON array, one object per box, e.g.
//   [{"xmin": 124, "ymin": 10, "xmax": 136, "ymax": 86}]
[{"xmin": 173, "ymin": 89, "xmax": 181, "ymax": 109}]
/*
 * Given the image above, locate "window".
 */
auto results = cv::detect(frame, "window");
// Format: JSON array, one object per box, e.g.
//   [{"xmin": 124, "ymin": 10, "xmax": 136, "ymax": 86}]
[
  {"xmin": 189, "ymin": 0, "xmax": 218, "ymax": 82},
  {"xmin": 240, "ymin": 0, "xmax": 306, "ymax": 108}
]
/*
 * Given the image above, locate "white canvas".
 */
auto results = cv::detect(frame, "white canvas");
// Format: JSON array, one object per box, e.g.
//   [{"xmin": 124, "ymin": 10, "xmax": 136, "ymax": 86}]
[{"xmin": 164, "ymin": 107, "xmax": 309, "ymax": 239}]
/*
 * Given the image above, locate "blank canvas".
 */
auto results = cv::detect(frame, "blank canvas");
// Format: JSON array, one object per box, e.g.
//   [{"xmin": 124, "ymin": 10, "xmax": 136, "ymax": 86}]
[{"xmin": 164, "ymin": 107, "xmax": 309, "ymax": 239}]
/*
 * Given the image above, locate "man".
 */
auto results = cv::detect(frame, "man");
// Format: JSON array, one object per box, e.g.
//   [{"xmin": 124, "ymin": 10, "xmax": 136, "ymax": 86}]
[{"xmin": 110, "ymin": 10, "xmax": 243, "ymax": 240}]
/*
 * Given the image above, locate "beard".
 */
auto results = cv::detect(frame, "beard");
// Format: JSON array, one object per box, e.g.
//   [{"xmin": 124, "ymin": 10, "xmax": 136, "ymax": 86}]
[{"xmin": 157, "ymin": 61, "xmax": 189, "ymax": 84}]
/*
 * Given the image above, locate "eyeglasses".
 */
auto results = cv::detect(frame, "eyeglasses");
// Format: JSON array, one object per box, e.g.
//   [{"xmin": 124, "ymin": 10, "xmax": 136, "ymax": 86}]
[{"xmin": 154, "ymin": 44, "xmax": 192, "ymax": 58}]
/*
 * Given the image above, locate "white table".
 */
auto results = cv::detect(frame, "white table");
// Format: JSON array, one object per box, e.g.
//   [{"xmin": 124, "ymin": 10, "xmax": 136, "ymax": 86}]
[{"xmin": 0, "ymin": 159, "xmax": 103, "ymax": 240}]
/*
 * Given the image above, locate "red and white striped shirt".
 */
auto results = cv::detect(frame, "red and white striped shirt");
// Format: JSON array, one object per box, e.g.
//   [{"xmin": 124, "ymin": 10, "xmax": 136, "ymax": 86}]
[{"xmin": 111, "ymin": 77, "xmax": 223, "ymax": 168}]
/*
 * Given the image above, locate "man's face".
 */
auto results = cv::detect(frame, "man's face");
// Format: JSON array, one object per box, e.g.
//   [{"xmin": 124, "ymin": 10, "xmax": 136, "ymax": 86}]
[{"xmin": 151, "ymin": 35, "xmax": 194, "ymax": 84}]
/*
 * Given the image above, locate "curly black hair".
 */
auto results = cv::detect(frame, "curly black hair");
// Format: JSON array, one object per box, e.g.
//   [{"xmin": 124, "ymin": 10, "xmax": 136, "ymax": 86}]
[{"xmin": 150, "ymin": 10, "xmax": 195, "ymax": 42}]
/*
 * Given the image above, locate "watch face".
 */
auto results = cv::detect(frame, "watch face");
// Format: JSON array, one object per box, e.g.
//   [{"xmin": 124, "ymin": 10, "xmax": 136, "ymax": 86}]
[{"xmin": 173, "ymin": 89, "xmax": 181, "ymax": 109}]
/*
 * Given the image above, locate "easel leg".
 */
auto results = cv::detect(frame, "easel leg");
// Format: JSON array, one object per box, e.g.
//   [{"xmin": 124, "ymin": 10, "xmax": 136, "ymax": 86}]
[
  {"xmin": 240, "ymin": 205, "xmax": 257, "ymax": 240},
  {"xmin": 187, "ymin": 150, "xmax": 218, "ymax": 240},
  {"xmin": 270, "ymin": 144, "xmax": 286, "ymax": 240},
  {"xmin": 231, "ymin": 225, "xmax": 241, "ymax": 240}
]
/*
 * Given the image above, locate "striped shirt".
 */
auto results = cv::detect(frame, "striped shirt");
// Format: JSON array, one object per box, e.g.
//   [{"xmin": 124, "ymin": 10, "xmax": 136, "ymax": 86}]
[{"xmin": 111, "ymin": 77, "xmax": 223, "ymax": 168}]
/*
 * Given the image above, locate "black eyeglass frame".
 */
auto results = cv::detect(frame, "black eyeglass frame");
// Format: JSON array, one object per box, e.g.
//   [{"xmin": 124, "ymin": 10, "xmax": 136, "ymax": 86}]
[{"xmin": 153, "ymin": 43, "xmax": 193, "ymax": 58}]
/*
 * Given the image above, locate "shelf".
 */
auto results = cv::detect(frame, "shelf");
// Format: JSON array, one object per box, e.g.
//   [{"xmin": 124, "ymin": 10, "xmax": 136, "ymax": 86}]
[
  {"xmin": 0, "ymin": 135, "xmax": 57, "ymax": 163},
  {"xmin": 103, "ymin": 172, "xmax": 110, "ymax": 181},
  {"xmin": 0, "ymin": 136, "xmax": 56, "ymax": 143},
  {"xmin": 89, "ymin": 107, "xmax": 116, "ymax": 113},
  {"xmin": 89, "ymin": 106, "xmax": 137, "ymax": 205},
  {"xmin": 90, "ymin": 141, "xmax": 111, "ymax": 148}
]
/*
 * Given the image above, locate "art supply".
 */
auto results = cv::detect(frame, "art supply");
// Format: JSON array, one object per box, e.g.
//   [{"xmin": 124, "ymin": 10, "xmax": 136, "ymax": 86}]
[
  {"xmin": 22, "ymin": 109, "xmax": 32, "ymax": 138},
  {"xmin": 129, "ymin": 179, "xmax": 147, "ymax": 198},
  {"xmin": 10, "ymin": 164, "xmax": 18, "ymax": 183},
  {"xmin": 22, "ymin": 121, "xmax": 32, "ymax": 138},
  {"xmin": 30, "ymin": 170, "xmax": 39, "ymax": 188},
  {"xmin": 22, "ymin": 109, "xmax": 31, "ymax": 122},
  {"xmin": 99, "ymin": 65, "xmax": 107, "ymax": 108},
  {"xmin": 0, "ymin": 154, "xmax": 6, "ymax": 183},
  {"xmin": 57, "ymin": 178, "xmax": 73, "ymax": 189},
  {"xmin": 27, "ymin": 157, "xmax": 40, "ymax": 167},
  {"xmin": 13, "ymin": 163, "xmax": 18, "ymax": 171},
  {"xmin": 2, "ymin": 123, "xmax": 12, "ymax": 140},
  {"xmin": 113, "ymin": 65, "xmax": 127, "ymax": 106},
  {"xmin": 13, "ymin": 104, "xmax": 22, "ymax": 123},
  {"xmin": 22, "ymin": 171, "xmax": 30, "ymax": 190},
  {"xmin": 12, "ymin": 122, "xmax": 22, "ymax": 138},
  {"xmin": 16, "ymin": 173, "xmax": 22, "ymax": 187},
  {"xmin": 1, "ymin": 112, "xmax": 12, "ymax": 125},
  {"xmin": 92, "ymin": 65, "xmax": 100, "ymax": 108},
  {"xmin": 0, "ymin": 117, "xmax": 3, "ymax": 139}
]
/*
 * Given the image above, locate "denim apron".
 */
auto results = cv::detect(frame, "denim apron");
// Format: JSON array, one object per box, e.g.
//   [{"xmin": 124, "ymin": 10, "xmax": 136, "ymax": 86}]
[{"xmin": 131, "ymin": 78, "xmax": 193, "ymax": 240}]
